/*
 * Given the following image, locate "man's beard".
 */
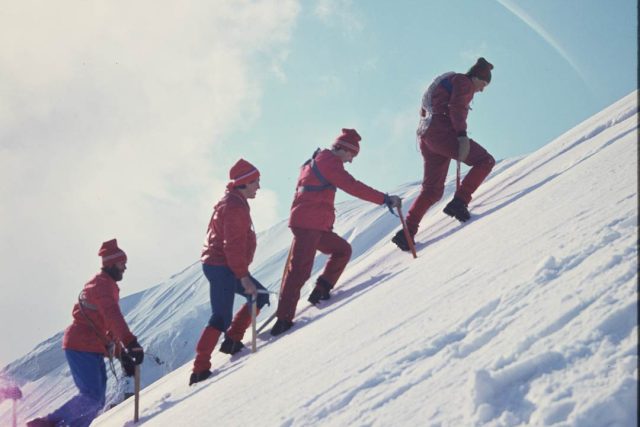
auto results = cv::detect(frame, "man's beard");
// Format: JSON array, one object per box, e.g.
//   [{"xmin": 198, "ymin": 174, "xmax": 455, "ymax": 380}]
[{"xmin": 103, "ymin": 265, "xmax": 124, "ymax": 281}]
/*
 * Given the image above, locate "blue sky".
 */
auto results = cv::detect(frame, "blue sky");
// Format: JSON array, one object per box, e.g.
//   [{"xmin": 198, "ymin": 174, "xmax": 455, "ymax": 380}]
[
  {"xmin": 0, "ymin": 0, "xmax": 636, "ymax": 363},
  {"xmin": 235, "ymin": 0, "xmax": 637, "ymax": 210}
]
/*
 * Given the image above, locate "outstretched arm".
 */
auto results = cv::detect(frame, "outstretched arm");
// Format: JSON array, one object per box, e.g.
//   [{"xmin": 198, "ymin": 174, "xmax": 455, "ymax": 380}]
[{"xmin": 319, "ymin": 157, "xmax": 386, "ymax": 205}]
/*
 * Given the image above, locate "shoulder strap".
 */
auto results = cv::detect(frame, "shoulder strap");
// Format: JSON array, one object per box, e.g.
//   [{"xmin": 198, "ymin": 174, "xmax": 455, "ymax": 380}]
[
  {"xmin": 439, "ymin": 75, "xmax": 453, "ymax": 94},
  {"xmin": 298, "ymin": 149, "xmax": 337, "ymax": 193},
  {"xmin": 77, "ymin": 290, "xmax": 117, "ymax": 354},
  {"xmin": 422, "ymin": 71, "xmax": 456, "ymax": 112}
]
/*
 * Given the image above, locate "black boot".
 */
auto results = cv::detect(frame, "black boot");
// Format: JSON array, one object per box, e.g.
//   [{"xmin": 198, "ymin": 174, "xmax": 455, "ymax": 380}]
[
  {"xmin": 443, "ymin": 197, "xmax": 470, "ymax": 222},
  {"xmin": 189, "ymin": 370, "xmax": 212, "ymax": 386},
  {"xmin": 308, "ymin": 278, "xmax": 332, "ymax": 305},
  {"xmin": 219, "ymin": 337, "xmax": 245, "ymax": 355},
  {"xmin": 391, "ymin": 229, "xmax": 413, "ymax": 251},
  {"xmin": 270, "ymin": 319, "xmax": 293, "ymax": 336}
]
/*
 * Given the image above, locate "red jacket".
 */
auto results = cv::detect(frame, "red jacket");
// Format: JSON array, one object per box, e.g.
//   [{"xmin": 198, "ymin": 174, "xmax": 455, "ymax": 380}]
[
  {"xmin": 201, "ymin": 190, "xmax": 257, "ymax": 278},
  {"xmin": 425, "ymin": 73, "xmax": 475, "ymax": 137},
  {"xmin": 289, "ymin": 149, "xmax": 386, "ymax": 231},
  {"xmin": 62, "ymin": 272, "xmax": 136, "ymax": 355}
]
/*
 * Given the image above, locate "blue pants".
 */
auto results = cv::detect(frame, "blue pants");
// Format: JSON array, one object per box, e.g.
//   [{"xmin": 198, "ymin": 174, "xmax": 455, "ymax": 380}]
[
  {"xmin": 47, "ymin": 350, "xmax": 107, "ymax": 427},
  {"xmin": 203, "ymin": 264, "xmax": 269, "ymax": 331}
]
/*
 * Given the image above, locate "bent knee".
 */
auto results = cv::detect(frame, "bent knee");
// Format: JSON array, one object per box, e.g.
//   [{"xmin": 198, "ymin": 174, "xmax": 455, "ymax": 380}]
[
  {"xmin": 472, "ymin": 152, "xmax": 495, "ymax": 171},
  {"xmin": 343, "ymin": 242, "xmax": 352, "ymax": 258},
  {"xmin": 332, "ymin": 241, "xmax": 352, "ymax": 262},
  {"xmin": 485, "ymin": 153, "xmax": 496, "ymax": 170},
  {"xmin": 207, "ymin": 315, "xmax": 230, "ymax": 331}
]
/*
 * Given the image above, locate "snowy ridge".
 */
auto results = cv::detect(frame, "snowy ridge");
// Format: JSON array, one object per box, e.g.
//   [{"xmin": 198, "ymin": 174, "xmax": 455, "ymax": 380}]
[{"xmin": 1, "ymin": 91, "xmax": 637, "ymax": 426}]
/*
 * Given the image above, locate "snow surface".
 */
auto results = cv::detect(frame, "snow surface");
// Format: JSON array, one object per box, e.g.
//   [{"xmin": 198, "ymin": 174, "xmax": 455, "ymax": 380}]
[{"xmin": 1, "ymin": 91, "xmax": 637, "ymax": 426}]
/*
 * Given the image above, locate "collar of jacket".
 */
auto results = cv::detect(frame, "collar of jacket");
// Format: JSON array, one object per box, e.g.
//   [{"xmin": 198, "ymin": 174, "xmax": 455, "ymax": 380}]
[{"xmin": 226, "ymin": 189, "xmax": 250, "ymax": 209}]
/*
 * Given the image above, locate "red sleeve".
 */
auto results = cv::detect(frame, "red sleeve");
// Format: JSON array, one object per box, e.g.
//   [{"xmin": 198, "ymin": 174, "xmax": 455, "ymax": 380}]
[
  {"xmin": 223, "ymin": 203, "xmax": 251, "ymax": 279},
  {"xmin": 319, "ymin": 156, "xmax": 386, "ymax": 205},
  {"xmin": 94, "ymin": 279, "xmax": 136, "ymax": 345},
  {"xmin": 449, "ymin": 74, "xmax": 475, "ymax": 136}
]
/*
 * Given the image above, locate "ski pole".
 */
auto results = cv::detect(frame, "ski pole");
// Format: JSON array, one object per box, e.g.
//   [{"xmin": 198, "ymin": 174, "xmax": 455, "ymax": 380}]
[
  {"xmin": 134, "ymin": 365, "xmax": 140, "ymax": 423},
  {"xmin": 397, "ymin": 206, "xmax": 417, "ymax": 259},
  {"xmin": 456, "ymin": 160, "xmax": 461, "ymax": 191},
  {"xmin": 251, "ymin": 295, "xmax": 257, "ymax": 353}
]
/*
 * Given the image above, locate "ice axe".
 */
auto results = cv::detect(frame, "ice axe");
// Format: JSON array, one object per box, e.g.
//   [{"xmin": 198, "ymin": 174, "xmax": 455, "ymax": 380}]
[
  {"xmin": 134, "ymin": 365, "xmax": 140, "ymax": 423},
  {"xmin": 251, "ymin": 294, "xmax": 258, "ymax": 353},
  {"xmin": 118, "ymin": 342, "xmax": 141, "ymax": 422},
  {"xmin": 397, "ymin": 206, "xmax": 417, "ymax": 259},
  {"xmin": 12, "ymin": 399, "xmax": 17, "ymax": 427},
  {"xmin": 3, "ymin": 386, "xmax": 22, "ymax": 427}
]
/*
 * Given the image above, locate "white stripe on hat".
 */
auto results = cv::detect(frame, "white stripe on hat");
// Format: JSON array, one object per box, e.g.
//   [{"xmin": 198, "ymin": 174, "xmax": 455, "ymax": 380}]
[
  {"xmin": 335, "ymin": 140, "xmax": 359, "ymax": 153},
  {"xmin": 231, "ymin": 168, "xmax": 259, "ymax": 183},
  {"xmin": 102, "ymin": 251, "xmax": 126, "ymax": 261}
]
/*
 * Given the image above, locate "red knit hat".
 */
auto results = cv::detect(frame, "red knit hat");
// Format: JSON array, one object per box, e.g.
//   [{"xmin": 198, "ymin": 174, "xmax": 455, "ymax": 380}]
[
  {"xmin": 99, "ymin": 239, "xmax": 127, "ymax": 267},
  {"xmin": 228, "ymin": 159, "xmax": 260, "ymax": 189},
  {"xmin": 467, "ymin": 57, "xmax": 494, "ymax": 83},
  {"xmin": 332, "ymin": 128, "xmax": 361, "ymax": 154}
]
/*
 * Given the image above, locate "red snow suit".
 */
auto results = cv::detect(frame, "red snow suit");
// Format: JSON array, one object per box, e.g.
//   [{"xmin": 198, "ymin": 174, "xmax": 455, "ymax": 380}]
[
  {"xmin": 62, "ymin": 272, "xmax": 136, "ymax": 355},
  {"xmin": 405, "ymin": 73, "xmax": 495, "ymax": 235},
  {"xmin": 201, "ymin": 189, "xmax": 257, "ymax": 279},
  {"xmin": 276, "ymin": 149, "xmax": 386, "ymax": 322},
  {"xmin": 289, "ymin": 149, "xmax": 386, "ymax": 231}
]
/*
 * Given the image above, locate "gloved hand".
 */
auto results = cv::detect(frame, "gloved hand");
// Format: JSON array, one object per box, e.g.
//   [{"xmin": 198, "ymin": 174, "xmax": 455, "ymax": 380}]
[
  {"xmin": 120, "ymin": 354, "xmax": 135, "ymax": 377},
  {"xmin": 240, "ymin": 276, "xmax": 257, "ymax": 298},
  {"xmin": 457, "ymin": 136, "xmax": 470, "ymax": 161},
  {"xmin": 384, "ymin": 194, "xmax": 402, "ymax": 209},
  {"xmin": 125, "ymin": 339, "xmax": 144, "ymax": 365},
  {"xmin": 0, "ymin": 386, "xmax": 22, "ymax": 400}
]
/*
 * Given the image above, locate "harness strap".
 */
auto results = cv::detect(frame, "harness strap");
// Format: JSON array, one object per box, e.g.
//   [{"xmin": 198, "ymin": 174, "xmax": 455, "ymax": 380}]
[
  {"xmin": 298, "ymin": 149, "xmax": 337, "ymax": 193},
  {"xmin": 439, "ymin": 76, "xmax": 453, "ymax": 94},
  {"xmin": 79, "ymin": 292, "xmax": 98, "ymax": 311},
  {"xmin": 77, "ymin": 290, "xmax": 120, "ymax": 379},
  {"xmin": 418, "ymin": 71, "xmax": 456, "ymax": 138}
]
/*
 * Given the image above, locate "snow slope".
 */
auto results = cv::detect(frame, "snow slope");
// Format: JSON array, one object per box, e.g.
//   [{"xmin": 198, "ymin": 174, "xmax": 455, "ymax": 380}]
[{"xmin": 1, "ymin": 91, "xmax": 637, "ymax": 426}]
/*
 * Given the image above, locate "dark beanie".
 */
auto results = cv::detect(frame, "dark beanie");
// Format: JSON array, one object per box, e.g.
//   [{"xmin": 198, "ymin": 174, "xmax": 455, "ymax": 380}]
[{"xmin": 467, "ymin": 57, "xmax": 494, "ymax": 83}]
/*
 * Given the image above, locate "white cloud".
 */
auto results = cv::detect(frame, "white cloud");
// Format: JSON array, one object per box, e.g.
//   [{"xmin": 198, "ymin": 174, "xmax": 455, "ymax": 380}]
[{"xmin": 0, "ymin": 0, "xmax": 299, "ymax": 363}]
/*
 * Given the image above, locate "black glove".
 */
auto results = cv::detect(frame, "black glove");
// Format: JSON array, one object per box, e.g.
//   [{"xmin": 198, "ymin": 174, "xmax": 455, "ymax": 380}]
[
  {"xmin": 126, "ymin": 339, "xmax": 144, "ymax": 365},
  {"xmin": 251, "ymin": 276, "xmax": 270, "ymax": 308},
  {"xmin": 384, "ymin": 194, "xmax": 402, "ymax": 209},
  {"xmin": 120, "ymin": 354, "xmax": 135, "ymax": 377}
]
